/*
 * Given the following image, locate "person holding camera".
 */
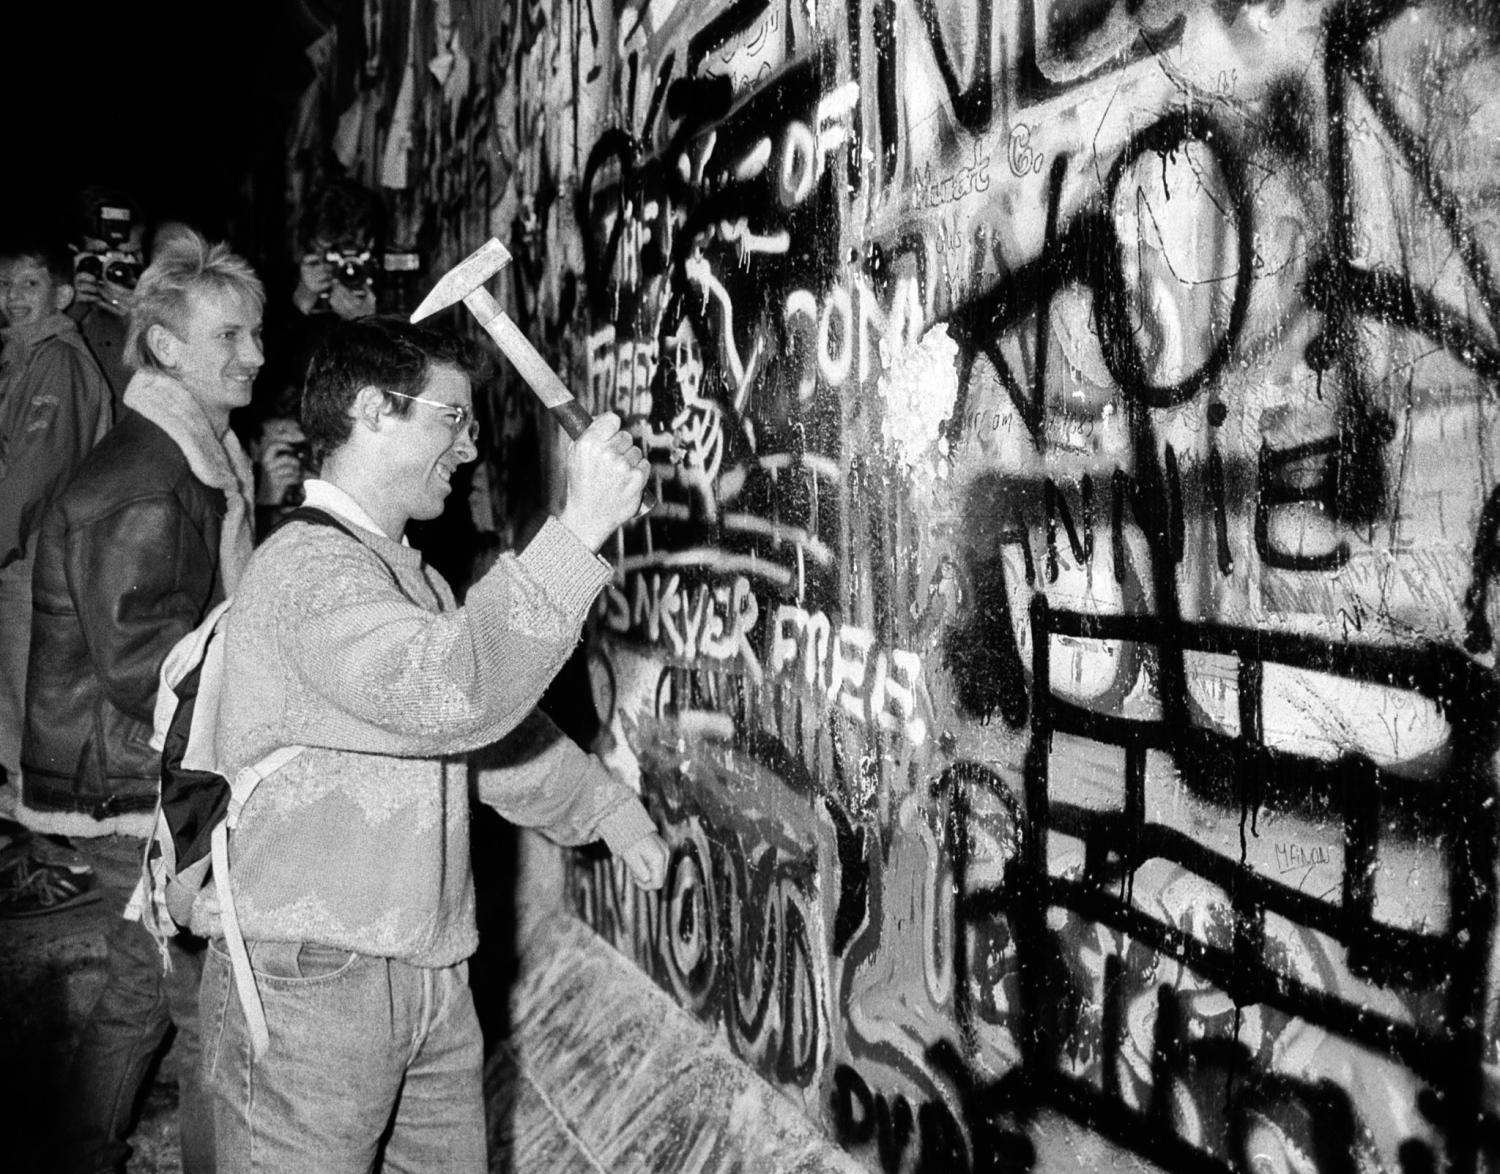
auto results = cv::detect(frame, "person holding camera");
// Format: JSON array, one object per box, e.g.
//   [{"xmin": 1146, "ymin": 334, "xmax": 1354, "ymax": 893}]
[
  {"xmin": 67, "ymin": 189, "xmax": 147, "ymax": 412},
  {"xmin": 247, "ymin": 398, "xmax": 316, "ymax": 532},
  {"xmin": 290, "ymin": 243, "xmax": 378, "ymax": 320},
  {"xmin": 252, "ymin": 180, "xmax": 390, "ymax": 529},
  {"xmin": 289, "ymin": 178, "xmax": 384, "ymax": 324}
]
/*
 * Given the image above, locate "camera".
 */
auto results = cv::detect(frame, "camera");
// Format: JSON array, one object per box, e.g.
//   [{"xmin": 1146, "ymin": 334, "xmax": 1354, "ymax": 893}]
[
  {"xmin": 324, "ymin": 249, "xmax": 374, "ymax": 291},
  {"xmin": 74, "ymin": 202, "xmax": 144, "ymax": 289},
  {"xmin": 279, "ymin": 441, "xmax": 316, "ymax": 508},
  {"xmin": 74, "ymin": 250, "xmax": 143, "ymax": 290}
]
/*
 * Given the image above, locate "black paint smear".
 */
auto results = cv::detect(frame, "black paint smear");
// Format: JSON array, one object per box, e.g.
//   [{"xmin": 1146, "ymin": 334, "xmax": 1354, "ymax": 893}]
[
  {"xmin": 1462, "ymin": 482, "xmax": 1500, "ymax": 653},
  {"xmin": 942, "ymin": 549, "xmax": 1029, "ymax": 728},
  {"xmin": 1254, "ymin": 435, "xmax": 1350, "ymax": 572},
  {"xmin": 1093, "ymin": 112, "xmax": 1255, "ymax": 409},
  {"xmin": 665, "ymin": 74, "xmax": 734, "ymax": 123},
  {"xmin": 1009, "ymin": 0, "xmax": 1184, "ymax": 106},
  {"xmin": 1207, "ymin": 445, "xmax": 1232, "ymax": 574},
  {"xmin": 876, "ymin": 1091, "xmax": 916, "ymax": 1171},
  {"xmin": 824, "ymin": 794, "xmax": 869, "ymax": 956},
  {"xmin": 944, "ymin": 109, "xmax": 1253, "ymax": 452},
  {"xmin": 833, "ymin": 1059, "xmax": 1038, "ymax": 1174},
  {"xmin": 1033, "ymin": 156, "xmax": 1067, "ymax": 435},
  {"xmin": 1111, "ymin": 469, "xmax": 1129, "ymax": 583},
  {"xmin": 1163, "ymin": 443, "xmax": 1184, "ymax": 565},
  {"xmin": 777, "ymin": 899, "xmax": 820, "ymax": 1085},
  {"xmin": 1100, "ymin": 953, "xmax": 1123, "ymax": 1100},
  {"xmin": 1043, "ymin": 478, "xmax": 1085, "ymax": 581},
  {"xmin": 1337, "ymin": 9, "xmax": 1500, "ymax": 341},
  {"xmin": 871, "ymin": 0, "xmax": 898, "ymax": 187},
  {"xmin": 575, "ymin": 126, "xmax": 637, "ymax": 317},
  {"xmin": 1000, "ymin": 588, "xmax": 1500, "ymax": 1172},
  {"xmin": 910, "ymin": 0, "xmax": 993, "ymax": 132},
  {"xmin": 1043, "ymin": 0, "xmax": 1119, "ymax": 62},
  {"xmin": 1259, "ymin": 74, "xmax": 1316, "ymax": 159}
]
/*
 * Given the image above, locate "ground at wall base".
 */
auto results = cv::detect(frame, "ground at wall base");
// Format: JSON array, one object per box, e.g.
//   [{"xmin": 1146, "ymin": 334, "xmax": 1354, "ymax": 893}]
[{"xmin": 1, "ymin": 827, "xmax": 1169, "ymax": 1173}]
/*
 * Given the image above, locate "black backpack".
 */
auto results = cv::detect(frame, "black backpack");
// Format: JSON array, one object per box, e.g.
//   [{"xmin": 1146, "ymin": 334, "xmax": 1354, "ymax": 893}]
[{"xmin": 140, "ymin": 507, "xmax": 359, "ymax": 1059}]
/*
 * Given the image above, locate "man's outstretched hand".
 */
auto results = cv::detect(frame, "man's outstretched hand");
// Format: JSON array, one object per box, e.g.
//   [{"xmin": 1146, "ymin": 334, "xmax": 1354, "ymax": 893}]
[{"xmin": 619, "ymin": 831, "xmax": 669, "ymax": 891}]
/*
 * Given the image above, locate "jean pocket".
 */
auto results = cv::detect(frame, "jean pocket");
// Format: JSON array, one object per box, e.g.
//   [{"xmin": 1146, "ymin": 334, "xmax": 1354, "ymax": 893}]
[
  {"xmin": 292, "ymin": 942, "xmax": 359, "ymax": 980},
  {"xmin": 230, "ymin": 939, "xmax": 361, "ymax": 986}
]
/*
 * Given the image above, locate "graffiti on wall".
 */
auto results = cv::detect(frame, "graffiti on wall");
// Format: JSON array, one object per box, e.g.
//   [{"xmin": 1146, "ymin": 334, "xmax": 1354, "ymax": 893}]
[{"xmin": 470, "ymin": 0, "xmax": 1500, "ymax": 1170}]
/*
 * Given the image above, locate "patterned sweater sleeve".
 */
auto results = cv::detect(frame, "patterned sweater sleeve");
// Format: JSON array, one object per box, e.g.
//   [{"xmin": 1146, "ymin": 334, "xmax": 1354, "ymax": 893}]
[
  {"xmin": 277, "ymin": 517, "xmax": 613, "ymax": 757},
  {"xmin": 472, "ymin": 708, "xmax": 658, "ymax": 853}
]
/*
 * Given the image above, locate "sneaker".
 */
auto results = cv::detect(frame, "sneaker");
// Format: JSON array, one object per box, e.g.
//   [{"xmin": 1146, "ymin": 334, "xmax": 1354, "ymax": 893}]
[
  {"xmin": 27, "ymin": 832, "xmax": 92, "ymax": 874},
  {"xmin": 0, "ymin": 848, "xmax": 101, "ymax": 918},
  {"xmin": 0, "ymin": 822, "xmax": 91, "ymax": 874}
]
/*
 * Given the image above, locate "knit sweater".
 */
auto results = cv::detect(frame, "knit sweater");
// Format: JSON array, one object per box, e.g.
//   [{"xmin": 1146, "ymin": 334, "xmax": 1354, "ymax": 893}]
[{"xmin": 215, "ymin": 496, "xmax": 655, "ymax": 967}]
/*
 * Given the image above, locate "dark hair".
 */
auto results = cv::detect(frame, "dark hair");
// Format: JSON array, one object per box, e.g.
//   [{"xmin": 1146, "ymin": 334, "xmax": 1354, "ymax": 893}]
[
  {"xmin": 298, "ymin": 179, "xmax": 386, "ymax": 254},
  {"xmin": 302, "ymin": 316, "xmax": 477, "ymax": 461},
  {"xmin": 0, "ymin": 231, "xmax": 74, "ymax": 285}
]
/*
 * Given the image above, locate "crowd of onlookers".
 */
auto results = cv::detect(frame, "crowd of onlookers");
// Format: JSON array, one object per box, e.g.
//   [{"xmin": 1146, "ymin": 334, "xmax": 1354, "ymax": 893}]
[
  {"xmin": 0, "ymin": 180, "xmax": 389, "ymax": 1170},
  {"xmin": 1, "ymin": 180, "xmax": 388, "ymax": 883},
  {"xmin": 0, "ymin": 177, "xmax": 666, "ymax": 1174}
]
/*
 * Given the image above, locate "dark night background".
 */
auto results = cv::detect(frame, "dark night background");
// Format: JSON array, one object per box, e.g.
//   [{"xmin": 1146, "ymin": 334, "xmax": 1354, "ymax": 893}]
[{"xmin": 2, "ymin": 1, "xmax": 309, "ymax": 262}]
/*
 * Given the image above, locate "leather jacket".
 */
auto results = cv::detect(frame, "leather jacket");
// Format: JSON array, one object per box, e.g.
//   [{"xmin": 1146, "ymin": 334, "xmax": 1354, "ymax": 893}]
[{"xmin": 22, "ymin": 410, "xmax": 229, "ymax": 830}]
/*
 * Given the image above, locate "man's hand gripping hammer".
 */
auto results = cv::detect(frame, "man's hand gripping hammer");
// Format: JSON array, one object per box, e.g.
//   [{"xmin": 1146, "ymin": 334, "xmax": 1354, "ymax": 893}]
[{"xmin": 410, "ymin": 237, "xmax": 656, "ymax": 511}]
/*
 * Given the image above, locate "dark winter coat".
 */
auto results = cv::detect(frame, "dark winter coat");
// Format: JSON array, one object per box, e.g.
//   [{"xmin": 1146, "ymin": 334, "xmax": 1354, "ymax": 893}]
[{"xmin": 20, "ymin": 410, "xmax": 232, "ymax": 833}]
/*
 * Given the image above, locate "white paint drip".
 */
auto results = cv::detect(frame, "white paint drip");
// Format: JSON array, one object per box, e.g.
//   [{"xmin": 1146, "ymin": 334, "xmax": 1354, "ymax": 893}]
[{"xmin": 877, "ymin": 324, "xmax": 960, "ymax": 474}]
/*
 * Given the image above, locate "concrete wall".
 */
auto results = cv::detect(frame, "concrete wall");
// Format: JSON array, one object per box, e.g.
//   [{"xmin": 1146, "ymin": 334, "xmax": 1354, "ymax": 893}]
[{"xmin": 302, "ymin": 1, "xmax": 1500, "ymax": 1170}]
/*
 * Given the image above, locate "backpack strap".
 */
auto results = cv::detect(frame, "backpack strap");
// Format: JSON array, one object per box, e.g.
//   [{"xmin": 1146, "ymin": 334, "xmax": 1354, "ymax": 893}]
[
  {"xmin": 211, "ymin": 763, "xmax": 279, "ymax": 1060},
  {"xmin": 213, "ymin": 505, "xmax": 389, "ymax": 1060},
  {"xmin": 265, "ymin": 504, "xmax": 363, "ymax": 542},
  {"xmin": 267, "ymin": 504, "xmax": 403, "ymax": 593}
]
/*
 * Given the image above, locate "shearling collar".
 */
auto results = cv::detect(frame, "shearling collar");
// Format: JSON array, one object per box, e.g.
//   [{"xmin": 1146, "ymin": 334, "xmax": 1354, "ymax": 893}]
[{"xmin": 123, "ymin": 368, "xmax": 256, "ymax": 591}]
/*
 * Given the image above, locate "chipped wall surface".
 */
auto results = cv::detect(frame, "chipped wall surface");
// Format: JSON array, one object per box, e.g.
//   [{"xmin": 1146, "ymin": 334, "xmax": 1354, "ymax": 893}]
[{"xmin": 306, "ymin": 0, "xmax": 1500, "ymax": 1169}]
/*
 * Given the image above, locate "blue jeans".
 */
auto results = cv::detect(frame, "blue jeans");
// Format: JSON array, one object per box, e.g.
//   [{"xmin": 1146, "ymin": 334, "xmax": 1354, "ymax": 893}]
[
  {"xmin": 64, "ymin": 835, "xmax": 212, "ymax": 1174},
  {"xmin": 201, "ymin": 939, "xmax": 486, "ymax": 1173}
]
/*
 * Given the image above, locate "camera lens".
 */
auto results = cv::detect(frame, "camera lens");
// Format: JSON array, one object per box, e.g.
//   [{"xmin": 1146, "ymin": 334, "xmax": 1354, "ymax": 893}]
[
  {"xmin": 325, "ymin": 250, "xmax": 372, "ymax": 291},
  {"xmin": 105, "ymin": 260, "xmax": 141, "ymax": 289},
  {"xmin": 74, "ymin": 254, "xmax": 105, "ymax": 280},
  {"xmin": 335, "ymin": 260, "xmax": 368, "ymax": 288}
]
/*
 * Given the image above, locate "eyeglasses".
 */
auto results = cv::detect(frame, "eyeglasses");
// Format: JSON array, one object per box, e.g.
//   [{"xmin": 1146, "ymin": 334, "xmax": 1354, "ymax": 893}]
[{"xmin": 384, "ymin": 390, "xmax": 481, "ymax": 443}]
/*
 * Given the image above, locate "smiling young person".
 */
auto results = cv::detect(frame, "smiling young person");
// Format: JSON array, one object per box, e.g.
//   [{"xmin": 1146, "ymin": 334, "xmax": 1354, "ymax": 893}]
[
  {"xmin": 19, "ymin": 229, "xmax": 264, "ymax": 1174},
  {"xmin": 0, "ymin": 234, "xmax": 112, "ymax": 823},
  {"xmin": 202, "ymin": 315, "xmax": 667, "ymax": 1171}
]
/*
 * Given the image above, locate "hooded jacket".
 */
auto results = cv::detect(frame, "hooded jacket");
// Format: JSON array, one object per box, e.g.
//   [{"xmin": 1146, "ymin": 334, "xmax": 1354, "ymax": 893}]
[
  {"xmin": 20, "ymin": 369, "xmax": 255, "ymax": 836},
  {"xmin": 0, "ymin": 311, "xmax": 112, "ymax": 567}
]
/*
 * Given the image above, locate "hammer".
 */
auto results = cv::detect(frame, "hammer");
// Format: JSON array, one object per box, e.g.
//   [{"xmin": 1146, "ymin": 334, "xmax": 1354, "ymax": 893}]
[{"xmin": 411, "ymin": 237, "xmax": 656, "ymax": 510}]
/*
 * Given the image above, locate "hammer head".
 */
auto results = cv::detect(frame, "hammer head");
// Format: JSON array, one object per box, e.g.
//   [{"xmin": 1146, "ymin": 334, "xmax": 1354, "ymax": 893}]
[{"xmin": 409, "ymin": 237, "xmax": 513, "ymax": 323}]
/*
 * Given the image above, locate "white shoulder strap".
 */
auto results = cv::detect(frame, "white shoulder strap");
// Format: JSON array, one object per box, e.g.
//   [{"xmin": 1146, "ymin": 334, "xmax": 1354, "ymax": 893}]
[
  {"xmin": 180, "ymin": 616, "xmax": 234, "ymax": 776},
  {"xmin": 229, "ymin": 746, "xmax": 306, "ymax": 820},
  {"xmin": 211, "ymin": 820, "xmax": 269, "ymax": 1058},
  {"xmin": 150, "ymin": 600, "xmax": 234, "ymax": 754},
  {"xmin": 217, "ymin": 743, "xmax": 305, "ymax": 1061}
]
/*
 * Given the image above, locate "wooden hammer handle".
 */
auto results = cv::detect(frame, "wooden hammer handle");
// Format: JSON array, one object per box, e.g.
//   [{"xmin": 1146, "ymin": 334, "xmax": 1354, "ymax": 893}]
[
  {"xmin": 545, "ymin": 399, "xmax": 659, "ymax": 513},
  {"xmin": 473, "ymin": 294, "xmax": 657, "ymax": 512},
  {"xmin": 549, "ymin": 399, "xmax": 595, "ymax": 440}
]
